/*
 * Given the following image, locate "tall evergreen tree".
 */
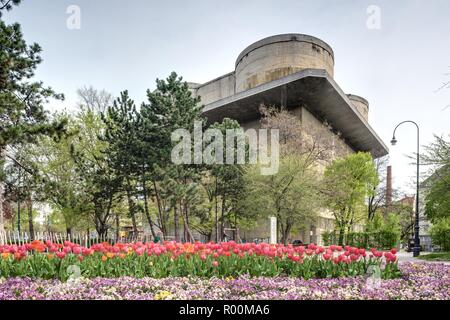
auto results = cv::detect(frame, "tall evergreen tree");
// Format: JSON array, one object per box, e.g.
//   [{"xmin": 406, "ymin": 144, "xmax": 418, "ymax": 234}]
[
  {"xmin": 206, "ymin": 118, "xmax": 246, "ymax": 242},
  {"xmin": 138, "ymin": 72, "xmax": 203, "ymax": 240},
  {"xmin": 1, "ymin": 10, "xmax": 65, "ymax": 237},
  {"xmin": 101, "ymin": 91, "xmax": 140, "ymax": 236}
]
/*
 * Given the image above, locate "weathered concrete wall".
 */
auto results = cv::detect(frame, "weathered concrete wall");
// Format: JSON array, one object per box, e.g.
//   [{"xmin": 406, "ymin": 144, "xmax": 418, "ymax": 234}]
[
  {"xmin": 300, "ymin": 107, "xmax": 354, "ymax": 158},
  {"xmin": 235, "ymin": 34, "xmax": 334, "ymax": 92},
  {"xmin": 237, "ymin": 105, "xmax": 356, "ymax": 245},
  {"xmin": 194, "ymin": 72, "xmax": 236, "ymax": 106},
  {"xmin": 347, "ymin": 94, "xmax": 369, "ymax": 121}
]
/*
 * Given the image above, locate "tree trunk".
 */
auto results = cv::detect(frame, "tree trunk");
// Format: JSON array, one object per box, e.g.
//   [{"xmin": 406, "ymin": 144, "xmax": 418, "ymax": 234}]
[
  {"xmin": 152, "ymin": 180, "xmax": 165, "ymax": 238},
  {"xmin": 66, "ymin": 227, "xmax": 72, "ymax": 237},
  {"xmin": 125, "ymin": 178, "xmax": 138, "ymax": 235},
  {"xmin": 281, "ymin": 223, "xmax": 292, "ymax": 245},
  {"xmin": 27, "ymin": 199, "xmax": 34, "ymax": 240},
  {"xmin": 0, "ymin": 150, "xmax": 5, "ymax": 244},
  {"xmin": 17, "ymin": 195, "xmax": 21, "ymax": 233},
  {"xmin": 338, "ymin": 228, "xmax": 345, "ymax": 246},
  {"xmin": 220, "ymin": 195, "xmax": 226, "ymax": 242},
  {"xmin": 0, "ymin": 180, "xmax": 4, "ymax": 245},
  {"xmin": 214, "ymin": 178, "xmax": 218, "ymax": 242},
  {"xmin": 142, "ymin": 173, "xmax": 156, "ymax": 238},
  {"xmin": 174, "ymin": 205, "xmax": 180, "ymax": 242},
  {"xmin": 115, "ymin": 211, "xmax": 120, "ymax": 240},
  {"xmin": 182, "ymin": 200, "xmax": 194, "ymax": 242}
]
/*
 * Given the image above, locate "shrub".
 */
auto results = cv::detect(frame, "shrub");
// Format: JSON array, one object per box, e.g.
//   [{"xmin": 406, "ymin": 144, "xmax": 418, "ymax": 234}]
[
  {"xmin": 321, "ymin": 230, "xmax": 398, "ymax": 249},
  {"xmin": 430, "ymin": 218, "xmax": 450, "ymax": 251}
]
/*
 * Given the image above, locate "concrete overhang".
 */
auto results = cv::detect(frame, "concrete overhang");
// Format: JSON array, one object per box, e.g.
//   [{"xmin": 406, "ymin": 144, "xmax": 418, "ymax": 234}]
[{"xmin": 202, "ymin": 69, "xmax": 388, "ymax": 158}]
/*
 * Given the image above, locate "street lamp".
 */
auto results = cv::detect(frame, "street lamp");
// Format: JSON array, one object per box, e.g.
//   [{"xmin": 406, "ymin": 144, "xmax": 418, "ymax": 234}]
[{"xmin": 391, "ymin": 120, "xmax": 420, "ymax": 257}]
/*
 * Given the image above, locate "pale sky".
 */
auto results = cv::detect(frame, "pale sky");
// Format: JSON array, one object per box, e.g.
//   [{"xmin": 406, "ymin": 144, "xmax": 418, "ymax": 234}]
[{"xmin": 3, "ymin": 0, "xmax": 450, "ymax": 195}]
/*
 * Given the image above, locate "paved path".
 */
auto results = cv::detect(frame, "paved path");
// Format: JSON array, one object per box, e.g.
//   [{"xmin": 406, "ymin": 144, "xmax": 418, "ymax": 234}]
[{"xmin": 397, "ymin": 251, "xmax": 450, "ymax": 265}]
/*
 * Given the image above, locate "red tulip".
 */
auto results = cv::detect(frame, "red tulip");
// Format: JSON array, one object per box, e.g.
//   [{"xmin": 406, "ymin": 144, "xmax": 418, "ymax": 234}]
[
  {"xmin": 323, "ymin": 253, "xmax": 332, "ymax": 261},
  {"xmin": 56, "ymin": 252, "xmax": 66, "ymax": 259},
  {"xmin": 72, "ymin": 246, "xmax": 82, "ymax": 255},
  {"xmin": 315, "ymin": 246, "xmax": 324, "ymax": 254}
]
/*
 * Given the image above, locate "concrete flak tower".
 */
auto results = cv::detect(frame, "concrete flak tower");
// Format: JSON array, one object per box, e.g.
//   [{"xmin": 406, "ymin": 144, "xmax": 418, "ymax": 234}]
[
  {"xmin": 347, "ymin": 94, "xmax": 369, "ymax": 121},
  {"xmin": 235, "ymin": 34, "xmax": 335, "ymax": 92}
]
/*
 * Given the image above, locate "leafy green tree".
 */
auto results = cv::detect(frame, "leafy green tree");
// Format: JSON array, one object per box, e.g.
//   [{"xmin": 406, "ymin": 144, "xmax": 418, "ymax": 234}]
[
  {"xmin": 24, "ymin": 113, "xmax": 92, "ymax": 235},
  {"xmin": 243, "ymin": 106, "xmax": 332, "ymax": 244},
  {"xmin": 2, "ymin": 145, "xmax": 41, "ymax": 236},
  {"xmin": 323, "ymin": 152, "xmax": 379, "ymax": 244},
  {"xmin": 425, "ymin": 173, "xmax": 450, "ymax": 223},
  {"xmin": 429, "ymin": 217, "xmax": 450, "ymax": 251},
  {"xmin": 245, "ymin": 154, "xmax": 320, "ymax": 244},
  {"xmin": 70, "ymin": 109, "xmax": 121, "ymax": 237},
  {"xmin": 421, "ymin": 135, "xmax": 450, "ymax": 223}
]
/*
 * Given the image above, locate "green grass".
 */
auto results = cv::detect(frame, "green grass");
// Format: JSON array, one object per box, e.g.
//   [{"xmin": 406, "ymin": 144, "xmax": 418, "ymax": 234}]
[{"xmin": 418, "ymin": 252, "xmax": 450, "ymax": 261}]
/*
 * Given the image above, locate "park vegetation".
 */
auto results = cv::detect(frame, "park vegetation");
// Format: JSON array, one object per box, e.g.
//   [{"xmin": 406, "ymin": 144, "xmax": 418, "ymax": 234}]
[{"xmin": 1, "ymin": 2, "xmax": 448, "ymax": 250}]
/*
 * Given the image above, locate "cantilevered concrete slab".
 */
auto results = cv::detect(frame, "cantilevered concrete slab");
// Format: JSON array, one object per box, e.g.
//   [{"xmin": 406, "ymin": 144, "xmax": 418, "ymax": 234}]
[{"xmin": 202, "ymin": 68, "xmax": 388, "ymax": 158}]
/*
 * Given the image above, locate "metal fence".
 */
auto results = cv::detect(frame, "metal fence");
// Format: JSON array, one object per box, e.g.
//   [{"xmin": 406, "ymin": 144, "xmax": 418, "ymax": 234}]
[{"xmin": 0, "ymin": 230, "xmax": 171, "ymax": 246}]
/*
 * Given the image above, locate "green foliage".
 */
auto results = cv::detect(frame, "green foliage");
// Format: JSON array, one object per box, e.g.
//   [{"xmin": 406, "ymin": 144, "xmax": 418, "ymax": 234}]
[
  {"xmin": 322, "ymin": 230, "xmax": 399, "ymax": 249},
  {"xmin": 0, "ymin": 245, "xmax": 400, "ymax": 281},
  {"xmin": 366, "ymin": 213, "xmax": 401, "ymax": 235},
  {"xmin": 204, "ymin": 118, "xmax": 248, "ymax": 241},
  {"xmin": 425, "ymin": 166, "xmax": 450, "ymax": 223},
  {"xmin": 0, "ymin": 0, "xmax": 22, "ymax": 17},
  {"xmin": 0, "ymin": 19, "xmax": 65, "ymax": 152},
  {"xmin": 429, "ymin": 217, "xmax": 450, "ymax": 251},
  {"xmin": 70, "ymin": 110, "xmax": 122, "ymax": 236},
  {"xmin": 101, "ymin": 91, "xmax": 141, "ymax": 233},
  {"xmin": 244, "ymin": 154, "xmax": 321, "ymax": 244},
  {"xmin": 24, "ymin": 113, "xmax": 91, "ymax": 232},
  {"xmin": 421, "ymin": 135, "xmax": 450, "ymax": 223},
  {"xmin": 418, "ymin": 252, "xmax": 450, "ymax": 261},
  {"xmin": 323, "ymin": 152, "xmax": 379, "ymax": 244},
  {"xmin": 136, "ymin": 72, "xmax": 204, "ymax": 239}
]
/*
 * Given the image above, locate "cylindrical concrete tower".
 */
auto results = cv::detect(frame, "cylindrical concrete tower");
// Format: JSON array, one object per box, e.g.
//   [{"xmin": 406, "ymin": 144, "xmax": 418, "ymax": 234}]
[
  {"xmin": 347, "ymin": 94, "xmax": 369, "ymax": 121},
  {"xmin": 235, "ymin": 34, "xmax": 334, "ymax": 93}
]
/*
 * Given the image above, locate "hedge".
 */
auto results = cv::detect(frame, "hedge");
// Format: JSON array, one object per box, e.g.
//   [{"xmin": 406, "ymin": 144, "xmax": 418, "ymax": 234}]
[{"xmin": 322, "ymin": 231, "xmax": 399, "ymax": 249}]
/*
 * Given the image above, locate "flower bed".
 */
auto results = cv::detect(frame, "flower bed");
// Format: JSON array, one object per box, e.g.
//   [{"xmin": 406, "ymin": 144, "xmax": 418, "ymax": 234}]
[
  {"xmin": 0, "ymin": 263, "xmax": 447, "ymax": 300},
  {"xmin": 0, "ymin": 240, "xmax": 399, "ymax": 280}
]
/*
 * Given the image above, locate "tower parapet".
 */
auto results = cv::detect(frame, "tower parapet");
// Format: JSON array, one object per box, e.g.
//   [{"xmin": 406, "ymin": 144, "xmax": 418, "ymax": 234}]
[{"xmin": 235, "ymin": 34, "xmax": 335, "ymax": 92}]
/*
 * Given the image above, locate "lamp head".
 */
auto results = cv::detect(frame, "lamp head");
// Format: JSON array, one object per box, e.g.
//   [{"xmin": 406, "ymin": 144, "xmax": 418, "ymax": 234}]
[{"xmin": 391, "ymin": 137, "xmax": 397, "ymax": 146}]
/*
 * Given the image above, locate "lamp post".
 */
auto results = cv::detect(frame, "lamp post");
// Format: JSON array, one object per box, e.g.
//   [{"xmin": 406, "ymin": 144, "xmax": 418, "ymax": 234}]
[{"xmin": 391, "ymin": 120, "xmax": 420, "ymax": 257}]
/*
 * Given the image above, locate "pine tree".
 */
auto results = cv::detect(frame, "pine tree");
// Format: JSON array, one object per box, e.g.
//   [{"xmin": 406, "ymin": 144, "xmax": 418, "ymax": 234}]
[
  {"xmin": 101, "ymin": 91, "xmax": 141, "ymax": 236},
  {"xmin": 138, "ymin": 72, "xmax": 203, "ymax": 240},
  {"xmin": 0, "ymin": 0, "xmax": 21, "ymax": 17},
  {"xmin": 1, "ymin": 11, "xmax": 66, "ymax": 237}
]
